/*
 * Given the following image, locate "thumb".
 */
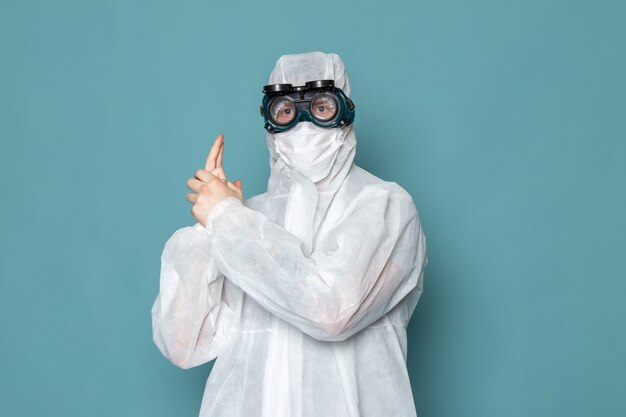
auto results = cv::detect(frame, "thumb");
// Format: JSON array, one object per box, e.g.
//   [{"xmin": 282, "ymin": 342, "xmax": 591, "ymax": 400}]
[
  {"xmin": 233, "ymin": 179, "xmax": 243, "ymax": 189},
  {"xmin": 226, "ymin": 180, "xmax": 242, "ymax": 194}
]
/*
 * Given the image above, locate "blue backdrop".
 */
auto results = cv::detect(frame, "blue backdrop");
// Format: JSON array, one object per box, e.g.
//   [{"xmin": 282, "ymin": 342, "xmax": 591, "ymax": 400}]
[{"xmin": 1, "ymin": 1, "xmax": 624, "ymax": 416}]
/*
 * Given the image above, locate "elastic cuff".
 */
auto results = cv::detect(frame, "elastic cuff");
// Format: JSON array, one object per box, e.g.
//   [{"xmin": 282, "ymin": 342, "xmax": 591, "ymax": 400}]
[{"xmin": 205, "ymin": 197, "xmax": 243, "ymax": 235}]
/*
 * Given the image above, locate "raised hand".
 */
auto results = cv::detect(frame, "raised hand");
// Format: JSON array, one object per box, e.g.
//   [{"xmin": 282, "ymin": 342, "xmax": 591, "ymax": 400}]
[
  {"xmin": 200, "ymin": 133, "xmax": 243, "ymax": 188},
  {"xmin": 186, "ymin": 133, "xmax": 244, "ymax": 226}
]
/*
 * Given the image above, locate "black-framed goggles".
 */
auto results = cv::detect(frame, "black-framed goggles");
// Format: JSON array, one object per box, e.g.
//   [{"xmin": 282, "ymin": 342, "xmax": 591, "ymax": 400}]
[{"xmin": 260, "ymin": 79, "xmax": 355, "ymax": 133}]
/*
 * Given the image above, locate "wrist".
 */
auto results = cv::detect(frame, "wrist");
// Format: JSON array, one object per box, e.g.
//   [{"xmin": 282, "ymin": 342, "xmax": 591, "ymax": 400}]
[{"xmin": 205, "ymin": 197, "xmax": 243, "ymax": 232}]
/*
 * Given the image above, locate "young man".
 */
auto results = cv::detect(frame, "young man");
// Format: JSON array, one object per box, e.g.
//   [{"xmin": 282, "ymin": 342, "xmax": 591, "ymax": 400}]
[{"xmin": 151, "ymin": 51, "xmax": 428, "ymax": 417}]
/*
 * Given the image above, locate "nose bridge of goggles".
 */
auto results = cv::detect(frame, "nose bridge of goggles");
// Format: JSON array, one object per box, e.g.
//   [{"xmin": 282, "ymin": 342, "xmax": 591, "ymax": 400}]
[{"xmin": 289, "ymin": 92, "xmax": 317, "ymax": 122}]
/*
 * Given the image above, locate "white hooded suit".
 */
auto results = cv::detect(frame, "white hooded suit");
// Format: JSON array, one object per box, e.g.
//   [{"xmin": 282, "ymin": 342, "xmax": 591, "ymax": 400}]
[{"xmin": 151, "ymin": 52, "xmax": 428, "ymax": 417}]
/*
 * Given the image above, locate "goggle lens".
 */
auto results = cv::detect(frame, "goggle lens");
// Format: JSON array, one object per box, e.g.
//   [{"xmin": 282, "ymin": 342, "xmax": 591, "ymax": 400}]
[
  {"xmin": 269, "ymin": 97, "xmax": 297, "ymax": 125},
  {"xmin": 310, "ymin": 93, "xmax": 338, "ymax": 121}
]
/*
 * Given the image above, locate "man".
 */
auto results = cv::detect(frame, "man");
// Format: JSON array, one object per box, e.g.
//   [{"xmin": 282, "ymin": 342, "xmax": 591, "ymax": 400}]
[{"xmin": 151, "ymin": 51, "xmax": 428, "ymax": 417}]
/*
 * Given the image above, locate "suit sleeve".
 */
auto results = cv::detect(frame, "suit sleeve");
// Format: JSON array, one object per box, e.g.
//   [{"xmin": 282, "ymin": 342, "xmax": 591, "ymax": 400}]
[
  {"xmin": 151, "ymin": 223, "xmax": 238, "ymax": 368},
  {"xmin": 205, "ymin": 185, "xmax": 427, "ymax": 342}
]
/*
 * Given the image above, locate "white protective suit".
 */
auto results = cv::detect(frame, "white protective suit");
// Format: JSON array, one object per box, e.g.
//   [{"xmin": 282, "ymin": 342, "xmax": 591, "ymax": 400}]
[{"xmin": 151, "ymin": 51, "xmax": 428, "ymax": 417}]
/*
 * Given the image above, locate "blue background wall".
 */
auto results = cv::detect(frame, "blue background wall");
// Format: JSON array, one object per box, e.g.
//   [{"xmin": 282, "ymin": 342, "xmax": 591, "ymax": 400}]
[{"xmin": 1, "ymin": 1, "xmax": 624, "ymax": 416}]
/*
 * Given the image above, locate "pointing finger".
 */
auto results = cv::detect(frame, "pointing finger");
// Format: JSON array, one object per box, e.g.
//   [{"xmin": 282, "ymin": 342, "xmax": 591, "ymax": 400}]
[
  {"xmin": 216, "ymin": 141, "xmax": 224, "ymax": 168},
  {"xmin": 210, "ymin": 166, "xmax": 227, "ymax": 181},
  {"xmin": 204, "ymin": 133, "xmax": 224, "ymax": 171}
]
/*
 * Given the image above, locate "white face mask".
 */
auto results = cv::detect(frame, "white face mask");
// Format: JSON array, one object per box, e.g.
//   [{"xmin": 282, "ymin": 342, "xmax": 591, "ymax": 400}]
[{"xmin": 273, "ymin": 122, "xmax": 345, "ymax": 182}]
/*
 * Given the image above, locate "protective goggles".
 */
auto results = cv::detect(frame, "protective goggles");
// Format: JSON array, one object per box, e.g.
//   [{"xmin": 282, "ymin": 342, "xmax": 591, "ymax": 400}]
[{"xmin": 260, "ymin": 79, "xmax": 356, "ymax": 133}]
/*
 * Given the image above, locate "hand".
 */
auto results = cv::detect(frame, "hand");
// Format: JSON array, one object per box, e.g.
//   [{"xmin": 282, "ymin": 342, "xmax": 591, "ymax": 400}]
[{"xmin": 186, "ymin": 133, "xmax": 244, "ymax": 226}]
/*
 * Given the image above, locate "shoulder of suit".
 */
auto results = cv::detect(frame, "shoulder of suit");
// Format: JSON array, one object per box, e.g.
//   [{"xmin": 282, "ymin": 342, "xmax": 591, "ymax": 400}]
[{"xmin": 348, "ymin": 165, "xmax": 415, "ymax": 204}]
